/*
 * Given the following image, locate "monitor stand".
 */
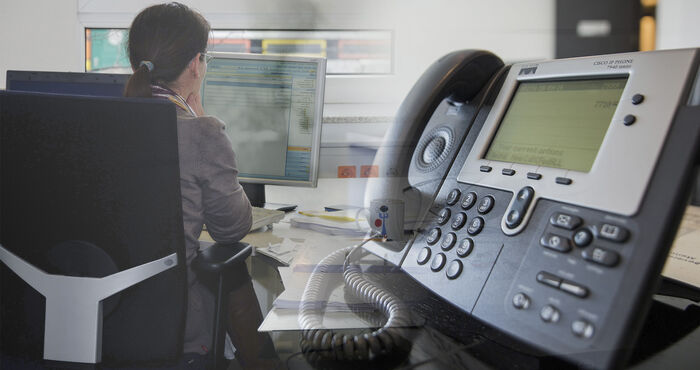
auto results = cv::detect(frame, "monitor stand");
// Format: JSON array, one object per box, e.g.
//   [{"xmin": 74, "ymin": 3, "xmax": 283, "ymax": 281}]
[
  {"xmin": 242, "ymin": 182, "xmax": 265, "ymax": 208},
  {"xmin": 241, "ymin": 182, "xmax": 298, "ymax": 212}
]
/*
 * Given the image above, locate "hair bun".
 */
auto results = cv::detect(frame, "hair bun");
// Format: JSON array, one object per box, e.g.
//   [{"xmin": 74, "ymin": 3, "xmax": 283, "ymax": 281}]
[{"xmin": 139, "ymin": 60, "xmax": 154, "ymax": 72}]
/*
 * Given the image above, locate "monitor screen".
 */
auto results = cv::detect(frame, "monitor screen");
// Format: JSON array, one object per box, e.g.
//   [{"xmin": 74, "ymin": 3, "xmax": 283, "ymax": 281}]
[
  {"xmin": 483, "ymin": 77, "xmax": 628, "ymax": 172},
  {"xmin": 201, "ymin": 52, "xmax": 326, "ymax": 188},
  {"xmin": 6, "ymin": 70, "xmax": 129, "ymax": 97}
]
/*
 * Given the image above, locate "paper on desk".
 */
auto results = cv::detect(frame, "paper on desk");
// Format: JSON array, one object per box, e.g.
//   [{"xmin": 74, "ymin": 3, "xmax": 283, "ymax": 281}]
[
  {"xmin": 260, "ymin": 266, "xmax": 386, "ymax": 331},
  {"xmin": 260, "ymin": 266, "xmax": 376, "ymax": 331},
  {"xmin": 273, "ymin": 266, "xmax": 375, "ymax": 313},
  {"xmin": 253, "ymin": 238, "xmax": 303, "ymax": 266},
  {"xmin": 290, "ymin": 210, "xmax": 370, "ymax": 237},
  {"xmin": 662, "ymin": 206, "xmax": 700, "ymax": 289},
  {"xmin": 259, "ymin": 307, "xmax": 379, "ymax": 331}
]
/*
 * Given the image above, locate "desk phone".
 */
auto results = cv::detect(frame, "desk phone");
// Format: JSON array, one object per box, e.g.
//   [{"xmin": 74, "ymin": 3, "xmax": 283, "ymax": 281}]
[{"xmin": 364, "ymin": 48, "xmax": 700, "ymax": 369}]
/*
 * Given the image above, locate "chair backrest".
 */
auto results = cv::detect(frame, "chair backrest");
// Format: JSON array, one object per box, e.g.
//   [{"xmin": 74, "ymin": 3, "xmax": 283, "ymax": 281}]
[{"xmin": 0, "ymin": 91, "xmax": 187, "ymax": 366}]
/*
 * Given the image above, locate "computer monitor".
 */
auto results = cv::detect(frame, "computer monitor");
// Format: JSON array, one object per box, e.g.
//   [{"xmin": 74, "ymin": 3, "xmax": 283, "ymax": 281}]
[
  {"xmin": 201, "ymin": 52, "xmax": 326, "ymax": 207},
  {"xmin": 6, "ymin": 70, "xmax": 129, "ymax": 97}
]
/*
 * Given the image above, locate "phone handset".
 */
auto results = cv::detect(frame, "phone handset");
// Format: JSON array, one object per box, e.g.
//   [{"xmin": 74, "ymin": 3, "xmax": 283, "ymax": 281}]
[{"xmin": 364, "ymin": 50, "xmax": 504, "ymax": 250}]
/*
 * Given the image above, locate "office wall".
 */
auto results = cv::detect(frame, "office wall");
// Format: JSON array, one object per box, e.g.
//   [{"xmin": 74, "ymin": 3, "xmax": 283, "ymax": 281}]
[
  {"xmin": 0, "ymin": 0, "xmax": 81, "ymax": 89},
  {"xmin": 0, "ymin": 0, "xmax": 555, "ymax": 105},
  {"xmin": 656, "ymin": 0, "xmax": 700, "ymax": 49},
  {"xmin": 2, "ymin": 1, "xmax": 698, "ymax": 102}
]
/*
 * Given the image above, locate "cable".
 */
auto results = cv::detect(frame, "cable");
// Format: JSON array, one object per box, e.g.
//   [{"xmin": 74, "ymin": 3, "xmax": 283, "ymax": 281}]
[{"xmin": 297, "ymin": 239, "xmax": 413, "ymax": 368}]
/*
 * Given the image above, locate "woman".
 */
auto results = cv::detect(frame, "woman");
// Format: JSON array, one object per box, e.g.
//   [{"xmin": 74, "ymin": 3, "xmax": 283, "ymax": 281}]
[{"xmin": 124, "ymin": 3, "xmax": 276, "ymax": 368}]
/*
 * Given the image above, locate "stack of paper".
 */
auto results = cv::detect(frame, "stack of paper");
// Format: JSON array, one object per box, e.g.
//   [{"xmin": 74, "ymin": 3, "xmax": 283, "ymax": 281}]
[
  {"xmin": 259, "ymin": 263, "xmax": 382, "ymax": 331},
  {"xmin": 273, "ymin": 266, "xmax": 376, "ymax": 313},
  {"xmin": 289, "ymin": 210, "xmax": 370, "ymax": 237}
]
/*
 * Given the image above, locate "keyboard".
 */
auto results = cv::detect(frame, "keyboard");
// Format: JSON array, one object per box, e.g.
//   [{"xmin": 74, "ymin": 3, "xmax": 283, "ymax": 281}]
[{"xmin": 251, "ymin": 206, "xmax": 285, "ymax": 231}]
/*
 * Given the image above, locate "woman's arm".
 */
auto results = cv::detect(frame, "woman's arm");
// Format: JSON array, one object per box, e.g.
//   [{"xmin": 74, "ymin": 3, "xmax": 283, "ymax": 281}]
[{"xmin": 197, "ymin": 117, "xmax": 252, "ymax": 242}]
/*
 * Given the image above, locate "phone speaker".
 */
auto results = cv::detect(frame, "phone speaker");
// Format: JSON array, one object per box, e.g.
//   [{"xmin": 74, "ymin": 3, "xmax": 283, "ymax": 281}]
[{"xmin": 414, "ymin": 126, "xmax": 454, "ymax": 172}]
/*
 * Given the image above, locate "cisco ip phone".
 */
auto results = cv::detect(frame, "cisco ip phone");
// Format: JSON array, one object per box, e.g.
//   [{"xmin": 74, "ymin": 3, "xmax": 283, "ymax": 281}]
[{"xmin": 360, "ymin": 48, "xmax": 700, "ymax": 369}]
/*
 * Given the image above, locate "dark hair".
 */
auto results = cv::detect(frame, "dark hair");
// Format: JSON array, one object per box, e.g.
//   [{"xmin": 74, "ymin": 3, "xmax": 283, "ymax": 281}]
[{"xmin": 124, "ymin": 2, "xmax": 210, "ymax": 97}]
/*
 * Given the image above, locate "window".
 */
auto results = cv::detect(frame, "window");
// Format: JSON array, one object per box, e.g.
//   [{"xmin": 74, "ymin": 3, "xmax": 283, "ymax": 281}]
[{"xmin": 85, "ymin": 28, "xmax": 392, "ymax": 75}]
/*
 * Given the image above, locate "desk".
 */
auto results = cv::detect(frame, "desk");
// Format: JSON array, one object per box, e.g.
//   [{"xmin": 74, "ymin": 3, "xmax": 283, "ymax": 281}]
[{"xmin": 202, "ymin": 211, "xmax": 700, "ymax": 369}]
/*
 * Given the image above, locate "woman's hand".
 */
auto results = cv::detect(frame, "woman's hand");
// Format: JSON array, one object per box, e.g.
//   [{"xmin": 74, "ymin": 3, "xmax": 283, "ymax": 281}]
[{"xmin": 186, "ymin": 90, "xmax": 205, "ymax": 116}]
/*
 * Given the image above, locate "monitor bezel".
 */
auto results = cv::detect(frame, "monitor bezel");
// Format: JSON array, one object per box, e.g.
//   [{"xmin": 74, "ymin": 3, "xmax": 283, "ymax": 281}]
[
  {"xmin": 202, "ymin": 51, "xmax": 326, "ymax": 188},
  {"xmin": 6, "ymin": 70, "xmax": 130, "ymax": 96}
]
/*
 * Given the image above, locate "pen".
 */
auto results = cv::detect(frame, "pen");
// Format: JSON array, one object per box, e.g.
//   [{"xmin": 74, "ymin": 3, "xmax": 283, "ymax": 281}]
[{"xmin": 298, "ymin": 211, "xmax": 357, "ymax": 223}]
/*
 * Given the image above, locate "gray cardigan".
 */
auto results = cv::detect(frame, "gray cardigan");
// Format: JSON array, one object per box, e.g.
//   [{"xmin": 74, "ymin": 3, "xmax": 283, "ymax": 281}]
[{"xmin": 175, "ymin": 109, "xmax": 253, "ymax": 354}]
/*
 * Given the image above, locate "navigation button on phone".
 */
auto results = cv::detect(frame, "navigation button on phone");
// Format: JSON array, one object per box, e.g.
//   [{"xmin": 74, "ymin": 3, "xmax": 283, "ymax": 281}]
[{"xmin": 540, "ymin": 233, "xmax": 571, "ymax": 253}]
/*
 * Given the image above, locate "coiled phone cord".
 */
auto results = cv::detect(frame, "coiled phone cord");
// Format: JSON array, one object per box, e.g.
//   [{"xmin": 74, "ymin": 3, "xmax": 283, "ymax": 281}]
[{"xmin": 298, "ymin": 241, "xmax": 412, "ymax": 366}]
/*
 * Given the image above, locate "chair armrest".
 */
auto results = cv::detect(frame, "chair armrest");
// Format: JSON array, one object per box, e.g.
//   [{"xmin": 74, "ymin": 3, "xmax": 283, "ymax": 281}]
[{"xmin": 192, "ymin": 242, "xmax": 252, "ymax": 274}]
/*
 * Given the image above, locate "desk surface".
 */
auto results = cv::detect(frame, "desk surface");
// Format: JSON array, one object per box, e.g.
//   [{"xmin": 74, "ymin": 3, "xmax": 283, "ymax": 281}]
[{"xmin": 203, "ymin": 210, "xmax": 700, "ymax": 369}]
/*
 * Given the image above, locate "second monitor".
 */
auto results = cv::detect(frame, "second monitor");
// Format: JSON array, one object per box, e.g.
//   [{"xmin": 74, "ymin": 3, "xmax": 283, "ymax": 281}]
[{"xmin": 201, "ymin": 52, "xmax": 326, "ymax": 207}]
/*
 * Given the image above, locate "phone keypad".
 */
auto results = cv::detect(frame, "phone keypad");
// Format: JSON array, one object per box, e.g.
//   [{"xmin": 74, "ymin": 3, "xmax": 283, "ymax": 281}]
[{"xmin": 410, "ymin": 186, "xmax": 507, "ymax": 285}]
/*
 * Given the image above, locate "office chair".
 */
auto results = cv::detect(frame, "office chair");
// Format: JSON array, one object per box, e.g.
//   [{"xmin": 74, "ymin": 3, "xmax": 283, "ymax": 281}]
[{"xmin": 0, "ymin": 91, "xmax": 252, "ymax": 369}]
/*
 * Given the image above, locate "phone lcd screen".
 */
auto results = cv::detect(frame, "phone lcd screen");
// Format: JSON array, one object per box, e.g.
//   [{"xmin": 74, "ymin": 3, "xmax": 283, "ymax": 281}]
[{"xmin": 484, "ymin": 77, "xmax": 628, "ymax": 172}]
